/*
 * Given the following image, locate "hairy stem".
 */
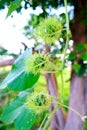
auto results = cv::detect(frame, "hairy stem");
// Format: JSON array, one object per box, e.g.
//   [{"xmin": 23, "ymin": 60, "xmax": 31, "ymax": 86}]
[{"xmin": 42, "ymin": 105, "xmax": 59, "ymax": 130}]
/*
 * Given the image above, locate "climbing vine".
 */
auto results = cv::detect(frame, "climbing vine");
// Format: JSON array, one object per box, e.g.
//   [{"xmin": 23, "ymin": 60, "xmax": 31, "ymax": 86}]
[{"xmin": 0, "ymin": 0, "xmax": 87, "ymax": 130}]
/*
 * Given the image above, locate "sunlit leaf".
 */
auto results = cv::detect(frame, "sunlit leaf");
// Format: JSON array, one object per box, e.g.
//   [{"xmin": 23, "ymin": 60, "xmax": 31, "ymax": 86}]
[{"xmin": 6, "ymin": 0, "xmax": 22, "ymax": 18}]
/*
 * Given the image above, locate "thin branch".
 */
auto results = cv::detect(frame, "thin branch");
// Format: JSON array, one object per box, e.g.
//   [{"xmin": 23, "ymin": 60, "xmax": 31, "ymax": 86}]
[{"xmin": 0, "ymin": 59, "xmax": 15, "ymax": 66}]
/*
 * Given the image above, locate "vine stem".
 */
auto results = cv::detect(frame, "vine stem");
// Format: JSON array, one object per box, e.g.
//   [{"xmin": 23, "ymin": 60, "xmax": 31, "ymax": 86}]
[
  {"xmin": 50, "ymin": 96, "xmax": 82, "ymax": 119},
  {"xmin": 51, "ymin": 100, "xmax": 86, "ymax": 122},
  {"xmin": 39, "ymin": 114, "xmax": 48, "ymax": 130},
  {"xmin": 41, "ymin": 1, "xmax": 70, "ymax": 129},
  {"xmin": 60, "ymin": 71, "xmax": 64, "ymax": 99},
  {"xmin": 61, "ymin": 0, "xmax": 70, "ymax": 69},
  {"xmin": 57, "ymin": 102, "xmax": 82, "ymax": 119},
  {"xmin": 42, "ymin": 105, "xmax": 59, "ymax": 130},
  {"xmin": 60, "ymin": 0, "xmax": 70, "ymax": 99}
]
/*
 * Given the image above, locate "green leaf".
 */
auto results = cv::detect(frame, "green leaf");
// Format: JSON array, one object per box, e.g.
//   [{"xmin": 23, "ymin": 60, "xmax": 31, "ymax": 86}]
[
  {"xmin": 0, "ymin": 49, "xmax": 40, "ymax": 91},
  {"xmin": 6, "ymin": 0, "xmax": 22, "ymax": 18},
  {"xmin": 73, "ymin": 61, "xmax": 87, "ymax": 77},
  {"xmin": 68, "ymin": 52, "xmax": 76, "ymax": 61},
  {"xmin": 72, "ymin": 63, "xmax": 81, "ymax": 73},
  {"xmin": 80, "ymin": 53, "xmax": 87, "ymax": 61},
  {"xmin": 0, "ymin": 96, "xmax": 36, "ymax": 130},
  {"xmin": 0, "ymin": 97, "xmax": 25, "ymax": 123},
  {"xmin": 15, "ymin": 107, "xmax": 36, "ymax": 130},
  {"xmin": 78, "ymin": 64, "xmax": 87, "ymax": 77},
  {"xmin": 84, "ymin": 121, "xmax": 87, "ymax": 130},
  {"xmin": 76, "ymin": 43, "xmax": 85, "ymax": 51}
]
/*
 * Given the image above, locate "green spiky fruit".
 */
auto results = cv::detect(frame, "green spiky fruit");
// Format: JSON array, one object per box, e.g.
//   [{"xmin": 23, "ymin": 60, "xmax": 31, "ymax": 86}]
[
  {"xmin": 25, "ymin": 53, "xmax": 50, "ymax": 74},
  {"xmin": 35, "ymin": 17, "xmax": 63, "ymax": 43},
  {"xmin": 26, "ymin": 92, "xmax": 51, "ymax": 113},
  {"xmin": 35, "ymin": 94, "xmax": 46, "ymax": 106}
]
